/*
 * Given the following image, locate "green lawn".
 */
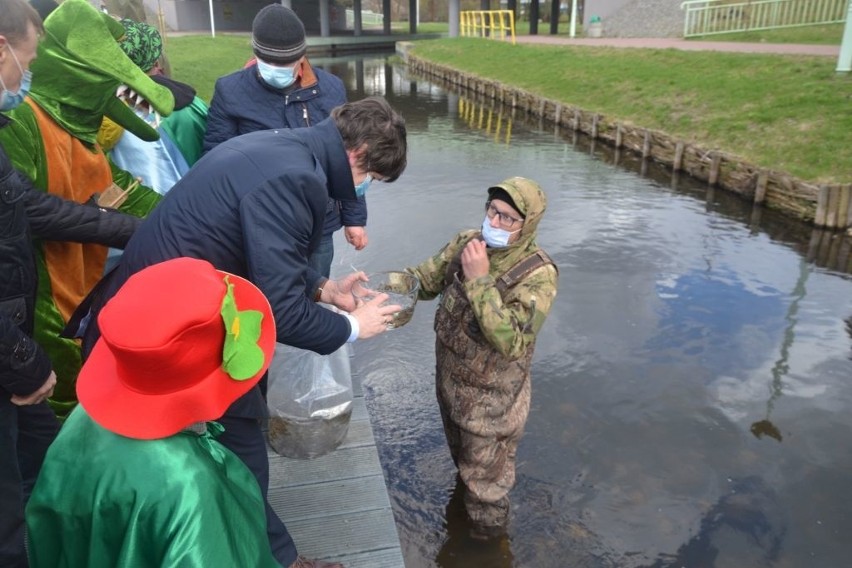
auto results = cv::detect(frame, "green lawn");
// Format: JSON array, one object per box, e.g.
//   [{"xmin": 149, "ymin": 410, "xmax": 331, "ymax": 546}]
[
  {"xmin": 690, "ymin": 23, "xmax": 845, "ymax": 44},
  {"xmin": 408, "ymin": 37, "xmax": 851, "ymax": 184},
  {"xmin": 164, "ymin": 34, "xmax": 851, "ymax": 184},
  {"xmin": 164, "ymin": 35, "xmax": 253, "ymax": 102}
]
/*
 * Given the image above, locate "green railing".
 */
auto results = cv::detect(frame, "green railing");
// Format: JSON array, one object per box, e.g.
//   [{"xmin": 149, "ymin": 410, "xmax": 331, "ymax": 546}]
[{"xmin": 681, "ymin": 0, "xmax": 847, "ymax": 37}]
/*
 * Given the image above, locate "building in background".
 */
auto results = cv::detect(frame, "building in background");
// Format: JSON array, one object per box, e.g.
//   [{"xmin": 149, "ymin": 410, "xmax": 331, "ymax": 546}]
[{"xmin": 128, "ymin": 0, "xmax": 349, "ymax": 33}]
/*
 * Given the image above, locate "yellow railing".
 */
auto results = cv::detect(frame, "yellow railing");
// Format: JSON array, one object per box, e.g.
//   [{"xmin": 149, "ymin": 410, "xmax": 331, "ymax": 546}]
[{"xmin": 460, "ymin": 10, "xmax": 516, "ymax": 44}]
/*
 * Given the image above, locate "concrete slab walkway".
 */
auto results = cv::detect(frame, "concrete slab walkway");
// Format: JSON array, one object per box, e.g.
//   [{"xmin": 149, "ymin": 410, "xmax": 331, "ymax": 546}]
[{"xmin": 266, "ymin": 365, "xmax": 405, "ymax": 568}]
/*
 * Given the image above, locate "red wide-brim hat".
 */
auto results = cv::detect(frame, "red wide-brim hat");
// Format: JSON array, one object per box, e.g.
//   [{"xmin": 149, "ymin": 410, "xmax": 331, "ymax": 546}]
[{"xmin": 78, "ymin": 257, "xmax": 276, "ymax": 440}]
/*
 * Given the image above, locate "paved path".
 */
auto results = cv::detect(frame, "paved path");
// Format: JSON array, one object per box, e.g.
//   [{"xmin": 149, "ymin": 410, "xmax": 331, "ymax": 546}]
[{"xmin": 514, "ymin": 35, "xmax": 840, "ymax": 56}]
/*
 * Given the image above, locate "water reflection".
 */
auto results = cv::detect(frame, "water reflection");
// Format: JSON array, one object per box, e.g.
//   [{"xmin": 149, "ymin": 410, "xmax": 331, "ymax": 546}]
[
  {"xmin": 456, "ymin": 97, "xmax": 512, "ymax": 146},
  {"xmin": 646, "ymin": 476, "xmax": 786, "ymax": 568},
  {"xmin": 314, "ymin": 54, "xmax": 852, "ymax": 567},
  {"xmin": 435, "ymin": 478, "xmax": 514, "ymax": 568}
]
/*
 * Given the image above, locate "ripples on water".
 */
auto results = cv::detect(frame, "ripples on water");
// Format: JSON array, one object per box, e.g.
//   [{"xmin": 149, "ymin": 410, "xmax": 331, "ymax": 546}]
[{"xmin": 320, "ymin": 55, "xmax": 852, "ymax": 568}]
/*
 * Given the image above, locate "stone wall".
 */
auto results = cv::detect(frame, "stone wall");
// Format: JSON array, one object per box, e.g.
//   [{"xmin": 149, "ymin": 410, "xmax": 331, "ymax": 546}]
[{"xmin": 598, "ymin": 0, "xmax": 685, "ymax": 38}]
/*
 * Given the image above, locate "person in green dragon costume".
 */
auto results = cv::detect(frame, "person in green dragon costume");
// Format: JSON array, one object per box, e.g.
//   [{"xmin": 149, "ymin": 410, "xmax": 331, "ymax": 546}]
[{"xmin": 0, "ymin": 0, "xmax": 173, "ymax": 419}]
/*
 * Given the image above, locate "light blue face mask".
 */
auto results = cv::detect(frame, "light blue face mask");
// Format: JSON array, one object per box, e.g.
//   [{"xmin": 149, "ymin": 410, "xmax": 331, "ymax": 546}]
[
  {"xmin": 354, "ymin": 175, "xmax": 373, "ymax": 197},
  {"xmin": 0, "ymin": 46, "xmax": 32, "ymax": 112},
  {"xmin": 481, "ymin": 216, "xmax": 520, "ymax": 248},
  {"xmin": 256, "ymin": 59, "xmax": 298, "ymax": 89}
]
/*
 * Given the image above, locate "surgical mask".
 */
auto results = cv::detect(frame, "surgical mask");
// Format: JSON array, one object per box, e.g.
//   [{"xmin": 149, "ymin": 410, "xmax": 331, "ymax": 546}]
[
  {"xmin": 257, "ymin": 59, "xmax": 297, "ymax": 89},
  {"xmin": 481, "ymin": 216, "xmax": 520, "ymax": 248},
  {"xmin": 0, "ymin": 46, "xmax": 32, "ymax": 112},
  {"xmin": 354, "ymin": 175, "xmax": 372, "ymax": 197}
]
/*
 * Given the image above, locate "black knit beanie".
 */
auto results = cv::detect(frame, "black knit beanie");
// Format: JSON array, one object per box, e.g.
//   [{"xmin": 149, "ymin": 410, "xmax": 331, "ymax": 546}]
[{"xmin": 251, "ymin": 4, "xmax": 307, "ymax": 65}]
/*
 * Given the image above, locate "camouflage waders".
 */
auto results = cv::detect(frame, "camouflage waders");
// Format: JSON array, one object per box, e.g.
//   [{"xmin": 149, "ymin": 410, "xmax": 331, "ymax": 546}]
[
  {"xmin": 434, "ymin": 250, "xmax": 553, "ymax": 529},
  {"xmin": 406, "ymin": 177, "xmax": 559, "ymax": 531}
]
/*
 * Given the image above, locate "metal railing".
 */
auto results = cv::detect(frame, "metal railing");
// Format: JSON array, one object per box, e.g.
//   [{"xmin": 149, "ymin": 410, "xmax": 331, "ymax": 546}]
[
  {"xmin": 345, "ymin": 9, "xmax": 383, "ymax": 27},
  {"xmin": 460, "ymin": 10, "xmax": 517, "ymax": 44},
  {"xmin": 681, "ymin": 0, "xmax": 847, "ymax": 37}
]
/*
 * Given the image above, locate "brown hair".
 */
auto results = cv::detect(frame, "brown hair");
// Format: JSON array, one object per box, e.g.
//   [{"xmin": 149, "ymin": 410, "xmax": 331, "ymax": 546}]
[
  {"xmin": 331, "ymin": 96, "xmax": 407, "ymax": 183},
  {"xmin": 0, "ymin": 0, "xmax": 44, "ymax": 45}
]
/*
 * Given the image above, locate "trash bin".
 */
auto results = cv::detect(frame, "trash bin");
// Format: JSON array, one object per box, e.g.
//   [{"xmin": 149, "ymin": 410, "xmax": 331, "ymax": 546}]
[{"xmin": 587, "ymin": 15, "xmax": 603, "ymax": 38}]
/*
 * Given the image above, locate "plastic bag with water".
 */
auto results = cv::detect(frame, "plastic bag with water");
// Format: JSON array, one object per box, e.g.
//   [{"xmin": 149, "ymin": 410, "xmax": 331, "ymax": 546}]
[{"xmin": 266, "ymin": 342, "xmax": 353, "ymax": 459}]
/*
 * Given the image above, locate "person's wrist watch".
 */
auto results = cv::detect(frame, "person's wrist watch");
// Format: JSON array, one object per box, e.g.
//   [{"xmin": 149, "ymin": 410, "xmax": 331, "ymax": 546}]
[{"xmin": 314, "ymin": 278, "xmax": 329, "ymax": 302}]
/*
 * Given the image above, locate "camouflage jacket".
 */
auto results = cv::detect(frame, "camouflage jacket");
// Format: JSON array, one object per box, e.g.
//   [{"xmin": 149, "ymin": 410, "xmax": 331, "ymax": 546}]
[{"xmin": 407, "ymin": 178, "xmax": 558, "ymax": 361}]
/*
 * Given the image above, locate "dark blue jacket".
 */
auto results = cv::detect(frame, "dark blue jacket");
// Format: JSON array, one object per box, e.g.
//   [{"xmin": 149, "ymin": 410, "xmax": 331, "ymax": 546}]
[
  {"xmin": 202, "ymin": 62, "xmax": 364, "ymax": 237},
  {"xmin": 0, "ymin": 115, "xmax": 139, "ymax": 400},
  {"xmin": 83, "ymin": 118, "xmax": 356, "ymax": 418}
]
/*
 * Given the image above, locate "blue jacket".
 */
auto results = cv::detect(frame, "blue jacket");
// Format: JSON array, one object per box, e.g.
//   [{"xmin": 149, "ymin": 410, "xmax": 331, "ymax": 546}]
[
  {"xmin": 203, "ymin": 62, "xmax": 364, "ymax": 237},
  {"xmin": 83, "ymin": 118, "xmax": 356, "ymax": 418}
]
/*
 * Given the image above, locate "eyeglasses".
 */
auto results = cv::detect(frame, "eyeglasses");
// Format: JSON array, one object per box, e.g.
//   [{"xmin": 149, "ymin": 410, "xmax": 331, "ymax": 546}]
[{"xmin": 485, "ymin": 202, "xmax": 523, "ymax": 229}]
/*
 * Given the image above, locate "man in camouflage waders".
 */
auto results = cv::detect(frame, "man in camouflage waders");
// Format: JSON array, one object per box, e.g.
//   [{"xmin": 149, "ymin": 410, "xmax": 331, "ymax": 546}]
[{"xmin": 405, "ymin": 177, "xmax": 558, "ymax": 536}]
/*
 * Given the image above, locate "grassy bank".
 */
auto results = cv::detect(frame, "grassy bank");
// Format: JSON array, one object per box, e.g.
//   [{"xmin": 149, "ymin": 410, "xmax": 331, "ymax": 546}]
[
  {"xmin": 165, "ymin": 35, "xmax": 253, "ymax": 102},
  {"xmin": 690, "ymin": 23, "xmax": 844, "ymax": 44},
  {"xmin": 408, "ymin": 37, "xmax": 851, "ymax": 183},
  {"xmin": 164, "ymin": 34, "xmax": 850, "ymax": 184}
]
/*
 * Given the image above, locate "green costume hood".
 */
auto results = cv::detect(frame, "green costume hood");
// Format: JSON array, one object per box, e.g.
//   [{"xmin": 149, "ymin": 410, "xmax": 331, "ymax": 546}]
[
  {"xmin": 27, "ymin": 0, "xmax": 174, "ymax": 144},
  {"xmin": 487, "ymin": 176, "xmax": 547, "ymax": 247}
]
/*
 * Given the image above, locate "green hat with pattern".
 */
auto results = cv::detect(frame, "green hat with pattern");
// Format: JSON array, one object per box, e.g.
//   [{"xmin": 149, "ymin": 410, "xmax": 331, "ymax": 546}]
[{"xmin": 118, "ymin": 18, "xmax": 163, "ymax": 73}]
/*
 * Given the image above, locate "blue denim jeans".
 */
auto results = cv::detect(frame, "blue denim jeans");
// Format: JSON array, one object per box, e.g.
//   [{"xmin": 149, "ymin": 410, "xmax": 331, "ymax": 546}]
[{"xmin": 308, "ymin": 233, "xmax": 335, "ymax": 279}]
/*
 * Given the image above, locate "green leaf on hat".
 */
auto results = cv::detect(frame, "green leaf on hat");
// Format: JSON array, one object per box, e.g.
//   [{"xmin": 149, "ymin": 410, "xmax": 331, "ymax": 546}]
[{"xmin": 220, "ymin": 276, "xmax": 265, "ymax": 381}]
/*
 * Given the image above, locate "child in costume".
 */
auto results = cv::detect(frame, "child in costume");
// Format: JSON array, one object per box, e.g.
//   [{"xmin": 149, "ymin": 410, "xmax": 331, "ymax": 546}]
[
  {"xmin": 26, "ymin": 257, "xmax": 281, "ymax": 567},
  {"xmin": 0, "ymin": 0, "xmax": 173, "ymax": 418}
]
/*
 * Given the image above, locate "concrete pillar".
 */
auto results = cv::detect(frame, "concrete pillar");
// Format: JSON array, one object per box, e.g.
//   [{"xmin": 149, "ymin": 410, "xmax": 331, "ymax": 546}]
[
  {"xmin": 353, "ymin": 0, "xmax": 362, "ymax": 36},
  {"xmin": 837, "ymin": 0, "xmax": 852, "ymax": 73},
  {"xmin": 449, "ymin": 0, "xmax": 460, "ymax": 37},
  {"xmin": 550, "ymin": 0, "xmax": 560, "ymax": 34},
  {"xmin": 383, "ymin": 0, "xmax": 392, "ymax": 34},
  {"xmin": 319, "ymin": 0, "xmax": 330, "ymax": 37},
  {"xmin": 530, "ymin": 0, "xmax": 539, "ymax": 35}
]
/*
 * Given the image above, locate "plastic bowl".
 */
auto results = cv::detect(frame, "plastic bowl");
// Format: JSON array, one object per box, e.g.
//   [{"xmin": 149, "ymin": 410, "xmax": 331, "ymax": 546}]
[{"xmin": 352, "ymin": 271, "xmax": 420, "ymax": 329}]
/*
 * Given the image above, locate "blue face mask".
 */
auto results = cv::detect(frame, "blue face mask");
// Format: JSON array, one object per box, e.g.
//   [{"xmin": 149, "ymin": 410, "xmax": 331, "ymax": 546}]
[
  {"xmin": 0, "ymin": 46, "xmax": 31, "ymax": 112},
  {"xmin": 354, "ymin": 175, "xmax": 372, "ymax": 197},
  {"xmin": 256, "ymin": 59, "xmax": 297, "ymax": 89},
  {"xmin": 481, "ymin": 216, "xmax": 520, "ymax": 248}
]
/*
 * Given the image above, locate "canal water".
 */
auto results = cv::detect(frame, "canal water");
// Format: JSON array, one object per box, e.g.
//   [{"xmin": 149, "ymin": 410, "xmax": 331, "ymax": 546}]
[{"xmin": 318, "ymin": 54, "xmax": 852, "ymax": 568}]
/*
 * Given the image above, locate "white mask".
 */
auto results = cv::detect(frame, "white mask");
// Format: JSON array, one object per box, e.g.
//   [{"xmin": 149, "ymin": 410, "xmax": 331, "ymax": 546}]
[{"xmin": 481, "ymin": 216, "xmax": 520, "ymax": 248}]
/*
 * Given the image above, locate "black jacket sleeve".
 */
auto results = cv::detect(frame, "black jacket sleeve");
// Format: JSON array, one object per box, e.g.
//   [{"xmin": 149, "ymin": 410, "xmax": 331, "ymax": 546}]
[
  {"xmin": 0, "ymin": 314, "xmax": 51, "ymax": 397},
  {"xmin": 25, "ymin": 187, "xmax": 142, "ymax": 248}
]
